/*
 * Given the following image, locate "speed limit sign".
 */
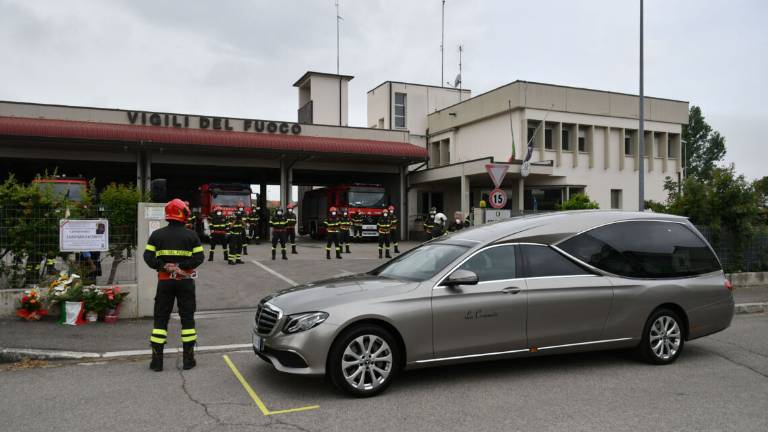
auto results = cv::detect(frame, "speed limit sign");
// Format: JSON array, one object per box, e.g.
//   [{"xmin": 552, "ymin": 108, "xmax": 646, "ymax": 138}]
[{"xmin": 489, "ymin": 188, "xmax": 507, "ymax": 209}]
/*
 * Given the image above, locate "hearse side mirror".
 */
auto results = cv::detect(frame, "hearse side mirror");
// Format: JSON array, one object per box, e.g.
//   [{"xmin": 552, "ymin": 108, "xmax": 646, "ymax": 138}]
[{"xmin": 442, "ymin": 269, "xmax": 479, "ymax": 287}]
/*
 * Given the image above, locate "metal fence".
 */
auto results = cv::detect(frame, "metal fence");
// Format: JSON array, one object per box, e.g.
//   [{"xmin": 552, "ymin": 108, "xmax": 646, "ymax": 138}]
[
  {"xmin": 0, "ymin": 206, "xmax": 137, "ymax": 289},
  {"xmin": 696, "ymin": 226, "xmax": 768, "ymax": 273}
]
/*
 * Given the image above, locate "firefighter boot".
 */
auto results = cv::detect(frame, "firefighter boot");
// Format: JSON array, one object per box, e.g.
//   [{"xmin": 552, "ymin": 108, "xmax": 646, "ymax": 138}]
[
  {"xmin": 271, "ymin": 249, "xmax": 276, "ymax": 260},
  {"xmin": 345, "ymin": 244, "xmax": 351, "ymax": 254},
  {"xmin": 394, "ymin": 245, "xmax": 400, "ymax": 254},
  {"xmin": 243, "ymin": 245, "xmax": 248, "ymax": 256},
  {"xmin": 386, "ymin": 249, "xmax": 392, "ymax": 259},
  {"xmin": 336, "ymin": 248, "xmax": 343, "ymax": 259},
  {"xmin": 149, "ymin": 342, "xmax": 164, "ymax": 372},
  {"xmin": 378, "ymin": 249, "xmax": 383, "ymax": 259},
  {"xmin": 326, "ymin": 249, "xmax": 331, "ymax": 260},
  {"xmin": 282, "ymin": 249, "xmax": 288, "ymax": 260},
  {"xmin": 291, "ymin": 245, "xmax": 297, "ymax": 254},
  {"xmin": 208, "ymin": 251, "xmax": 214, "ymax": 262},
  {"xmin": 182, "ymin": 342, "xmax": 196, "ymax": 370},
  {"xmin": 224, "ymin": 250, "xmax": 229, "ymax": 261}
]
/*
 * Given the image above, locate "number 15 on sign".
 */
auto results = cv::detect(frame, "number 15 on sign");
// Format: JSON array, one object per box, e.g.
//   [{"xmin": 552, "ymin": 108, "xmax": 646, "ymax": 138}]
[{"xmin": 490, "ymin": 188, "xmax": 507, "ymax": 209}]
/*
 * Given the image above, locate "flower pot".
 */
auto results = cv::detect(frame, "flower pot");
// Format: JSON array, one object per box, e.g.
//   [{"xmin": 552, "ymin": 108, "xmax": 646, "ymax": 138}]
[
  {"xmin": 103, "ymin": 305, "xmax": 121, "ymax": 324},
  {"xmin": 85, "ymin": 311, "xmax": 99, "ymax": 322}
]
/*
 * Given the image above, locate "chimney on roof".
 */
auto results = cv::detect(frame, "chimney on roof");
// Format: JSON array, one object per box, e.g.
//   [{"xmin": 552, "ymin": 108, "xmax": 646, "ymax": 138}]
[{"xmin": 293, "ymin": 71, "xmax": 354, "ymax": 127}]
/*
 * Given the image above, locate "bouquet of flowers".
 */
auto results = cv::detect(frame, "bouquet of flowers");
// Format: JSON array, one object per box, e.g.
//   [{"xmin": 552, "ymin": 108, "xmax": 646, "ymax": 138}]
[
  {"xmin": 16, "ymin": 288, "xmax": 49, "ymax": 321},
  {"xmin": 101, "ymin": 286, "xmax": 128, "ymax": 323}
]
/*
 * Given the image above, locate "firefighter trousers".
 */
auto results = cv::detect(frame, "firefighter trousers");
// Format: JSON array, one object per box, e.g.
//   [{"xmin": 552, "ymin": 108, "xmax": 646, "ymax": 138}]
[
  {"xmin": 326, "ymin": 232, "xmax": 341, "ymax": 257},
  {"xmin": 272, "ymin": 231, "xmax": 287, "ymax": 258},
  {"xmin": 228, "ymin": 235, "xmax": 243, "ymax": 263},
  {"xmin": 150, "ymin": 279, "xmax": 197, "ymax": 346},
  {"xmin": 353, "ymin": 225, "xmax": 363, "ymax": 240},
  {"xmin": 210, "ymin": 233, "xmax": 228, "ymax": 254},
  {"xmin": 378, "ymin": 233, "xmax": 391, "ymax": 257}
]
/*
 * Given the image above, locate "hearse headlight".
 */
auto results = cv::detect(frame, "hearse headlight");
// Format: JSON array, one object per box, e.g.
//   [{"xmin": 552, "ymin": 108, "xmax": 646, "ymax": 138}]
[{"xmin": 283, "ymin": 312, "xmax": 329, "ymax": 334}]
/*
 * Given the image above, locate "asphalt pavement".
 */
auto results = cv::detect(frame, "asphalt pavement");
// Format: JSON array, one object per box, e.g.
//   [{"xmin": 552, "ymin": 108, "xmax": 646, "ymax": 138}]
[{"xmin": 1, "ymin": 314, "xmax": 766, "ymax": 432}]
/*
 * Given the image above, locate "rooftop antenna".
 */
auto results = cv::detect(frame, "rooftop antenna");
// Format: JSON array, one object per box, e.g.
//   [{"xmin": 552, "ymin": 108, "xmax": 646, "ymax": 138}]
[
  {"xmin": 441, "ymin": 0, "xmax": 445, "ymax": 87},
  {"xmin": 336, "ymin": 0, "xmax": 342, "ymax": 75},
  {"xmin": 457, "ymin": 44, "xmax": 463, "ymax": 101}
]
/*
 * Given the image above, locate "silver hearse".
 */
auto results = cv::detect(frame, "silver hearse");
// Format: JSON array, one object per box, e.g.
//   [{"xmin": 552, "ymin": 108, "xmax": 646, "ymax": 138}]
[{"xmin": 252, "ymin": 211, "xmax": 734, "ymax": 397}]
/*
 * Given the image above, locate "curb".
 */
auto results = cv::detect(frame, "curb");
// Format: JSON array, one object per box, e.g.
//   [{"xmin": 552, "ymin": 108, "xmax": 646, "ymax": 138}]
[
  {"xmin": 0, "ymin": 343, "xmax": 252, "ymax": 363},
  {"xmin": 735, "ymin": 302, "xmax": 768, "ymax": 315}
]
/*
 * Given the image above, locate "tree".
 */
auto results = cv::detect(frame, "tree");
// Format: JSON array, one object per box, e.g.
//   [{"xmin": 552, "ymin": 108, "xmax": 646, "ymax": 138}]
[
  {"xmin": 683, "ymin": 106, "xmax": 727, "ymax": 181},
  {"xmin": 98, "ymin": 183, "xmax": 146, "ymax": 284},
  {"xmin": 557, "ymin": 193, "xmax": 599, "ymax": 210}
]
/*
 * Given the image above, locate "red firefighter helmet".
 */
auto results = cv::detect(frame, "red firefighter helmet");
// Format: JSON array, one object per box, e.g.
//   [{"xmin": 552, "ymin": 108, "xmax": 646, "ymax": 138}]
[
  {"xmin": 387, "ymin": 205, "xmax": 395, "ymax": 212},
  {"xmin": 287, "ymin": 202, "xmax": 296, "ymax": 209},
  {"xmin": 165, "ymin": 198, "xmax": 190, "ymax": 223},
  {"xmin": 329, "ymin": 206, "xmax": 338, "ymax": 213}
]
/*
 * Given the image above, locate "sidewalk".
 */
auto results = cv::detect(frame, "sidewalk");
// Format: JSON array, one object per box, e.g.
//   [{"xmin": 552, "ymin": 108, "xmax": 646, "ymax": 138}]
[{"xmin": 1, "ymin": 283, "xmax": 766, "ymax": 363}]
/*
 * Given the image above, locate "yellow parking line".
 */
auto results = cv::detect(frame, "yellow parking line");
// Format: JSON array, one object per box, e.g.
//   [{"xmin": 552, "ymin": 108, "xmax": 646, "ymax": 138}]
[{"xmin": 222, "ymin": 354, "xmax": 320, "ymax": 416}]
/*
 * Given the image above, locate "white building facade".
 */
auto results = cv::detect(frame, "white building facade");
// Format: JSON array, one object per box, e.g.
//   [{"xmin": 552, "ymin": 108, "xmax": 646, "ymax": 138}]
[{"xmin": 368, "ymin": 80, "xmax": 688, "ymax": 235}]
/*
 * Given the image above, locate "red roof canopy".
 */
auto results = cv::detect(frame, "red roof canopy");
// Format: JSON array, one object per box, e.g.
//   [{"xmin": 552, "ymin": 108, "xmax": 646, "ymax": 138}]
[{"xmin": 0, "ymin": 116, "xmax": 427, "ymax": 160}]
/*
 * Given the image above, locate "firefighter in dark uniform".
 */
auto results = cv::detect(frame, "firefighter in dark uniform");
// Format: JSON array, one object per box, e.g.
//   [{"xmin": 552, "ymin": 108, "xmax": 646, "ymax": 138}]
[
  {"xmin": 285, "ymin": 203, "xmax": 298, "ymax": 254},
  {"xmin": 143, "ymin": 199, "xmax": 204, "ymax": 371},
  {"xmin": 237, "ymin": 207, "xmax": 249, "ymax": 256},
  {"xmin": 423, "ymin": 207, "xmax": 437, "ymax": 240},
  {"xmin": 448, "ymin": 212, "xmax": 467, "ymax": 232},
  {"xmin": 387, "ymin": 205, "xmax": 400, "ymax": 253},
  {"xmin": 227, "ymin": 210, "xmax": 246, "ymax": 265},
  {"xmin": 352, "ymin": 211, "xmax": 364, "ymax": 242},
  {"xmin": 339, "ymin": 208, "xmax": 352, "ymax": 253},
  {"xmin": 324, "ymin": 207, "xmax": 343, "ymax": 259},
  {"xmin": 184, "ymin": 202, "xmax": 196, "ymax": 231},
  {"xmin": 270, "ymin": 208, "xmax": 289, "ymax": 260},
  {"xmin": 377, "ymin": 208, "xmax": 393, "ymax": 259},
  {"xmin": 208, "ymin": 209, "xmax": 228, "ymax": 262},
  {"xmin": 248, "ymin": 205, "xmax": 261, "ymax": 245}
]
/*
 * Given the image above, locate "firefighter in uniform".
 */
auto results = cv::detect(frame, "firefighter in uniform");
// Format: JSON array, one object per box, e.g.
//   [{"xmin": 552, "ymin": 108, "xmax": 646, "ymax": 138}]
[
  {"xmin": 208, "ymin": 209, "xmax": 228, "ymax": 262},
  {"xmin": 377, "ymin": 208, "xmax": 393, "ymax": 259},
  {"xmin": 423, "ymin": 207, "xmax": 437, "ymax": 239},
  {"xmin": 352, "ymin": 211, "xmax": 364, "ymax": 242},
  {"xmin": 432, "ymin": 212, "xmax": 448, "ymax": 238},
  {"xmin": 324, "ymin": 207, "xmax": 343, "ymax": 259},
  {"xmin": 448, "ymin": 212, "xmax": 467, "ymax": 232},
  {"xmin": 339, "ymin": 208, "xmax": 352, "ymax": 253},
  {"xmin": 387, "ymin": 205, "xmax": 400, "ymax": 253},
  {"xmin": 248, "ymin": 205, "xmax": 261, "ymax": 245},
  {"xmin": 184, "ymin": 202, "xmax": 197, "ymax": 231},
  {"xmin": 227, "ymin": 210, "xmax": 246, "ymax": 265},
  {"xmin": 285, "ymin": 203, "xmax": 298, "ymax": 254},
  {"xmin": 270, "ymin": 208, "xmax": 289, "ymax": 260},
  {"xmin": 143, "ymin": 199, "xmax": 204, "ymax": 371},
  {"xmin": 237, "ymin": 207, "xmax": 249, "ymax": 256}
]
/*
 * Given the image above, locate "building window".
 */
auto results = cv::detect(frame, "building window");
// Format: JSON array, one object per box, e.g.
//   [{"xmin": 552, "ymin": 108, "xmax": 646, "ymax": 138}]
[
  {"xmin": 668, "ymin": 136, "xmax": 677, "ymax": 159},
  {"xmin": 378, "ymin": 118, "xmax": 384, "ymax": 129},
  {"xmin": 440, "ymin": 139, "xmax": 450, "ymax": 166},
  {"xmin": 611, "ymin": 189, "xmax": 622, "ymax": 209},
  {"xmin": 578, "ymin": 129, "xmax": 586, "ymax": 152},
  {"xmin": 394, "ymin": 92, "xmax": 406, "ymax": 129},
  {"xmin": 624, "ymin": 134, "xmax": 633, "ymax": 156},
  {"xmin": 544, "ymin": 128, "xmax": 553, "ymax": 150},
  {"xmin": 528, "ymin": 127, "xmax": 536, "ymax": 147},
  {"xmin": 562, "ymin": 129, "xmax": 570, "ymax": 151}
]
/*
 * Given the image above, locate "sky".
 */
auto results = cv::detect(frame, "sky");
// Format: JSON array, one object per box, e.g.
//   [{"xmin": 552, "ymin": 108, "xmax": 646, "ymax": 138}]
[{"xmin": 1, "ymin": 0, "xmax": 766, "ymax": 181}]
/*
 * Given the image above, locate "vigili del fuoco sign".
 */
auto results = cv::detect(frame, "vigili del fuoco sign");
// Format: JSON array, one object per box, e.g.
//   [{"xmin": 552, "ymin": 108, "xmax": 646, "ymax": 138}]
[{"xmin": 126, "ymin": 111, "xmax": 302, "ymax": 135}]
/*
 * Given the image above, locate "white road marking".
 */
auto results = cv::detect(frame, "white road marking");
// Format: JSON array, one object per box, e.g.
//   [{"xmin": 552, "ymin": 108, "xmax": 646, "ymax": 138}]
[{"xmin": 250, "ymin": 260, "xmax": 298, "ymax": 286}]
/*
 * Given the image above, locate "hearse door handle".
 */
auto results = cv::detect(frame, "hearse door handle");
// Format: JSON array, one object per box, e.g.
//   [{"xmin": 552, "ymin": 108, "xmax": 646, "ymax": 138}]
[{"xmin": 501, "ymin": 287, "xmax": 521, "ymax": 294}]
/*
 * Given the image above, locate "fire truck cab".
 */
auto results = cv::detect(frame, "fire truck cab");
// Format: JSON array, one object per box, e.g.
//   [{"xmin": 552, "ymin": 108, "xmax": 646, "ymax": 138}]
[{"xmin": 300, "ymin": 184, "xmax": 387, "ymax": 239}]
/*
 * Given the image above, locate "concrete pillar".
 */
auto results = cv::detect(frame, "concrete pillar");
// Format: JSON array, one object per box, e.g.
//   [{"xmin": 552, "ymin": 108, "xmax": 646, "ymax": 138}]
[
  {"xmin": 279, "ymin": 160, "xmax": 291, "ymax": 209},
  {"xmin": 634, "ymin": 130, "xmax": 640, "ymax": 172},
  {"xmin": 460, "ymin": 175, "xmax": 470, "ymax": 218},
  {"xmin": 661, "ymin": 132, "xmax": 669, "ymax": 173},
  {"xmin": 554, "ymin": 122, "xmax": 562, "ymax": 167},
  {"xmin": 144, "ymin": 151, "xmax": 152, "ymax": 195},
  {"xmin": 573, "ymin": 124, "xmax": 579, "ymax": 168},
  {"xmin": 537, "ymin": 120, "xmax": 545, "ymax": 161},
  {"xmin": 588, "ymin": 125, "xmax": 595, "ymax": 169},
  {"xmin": 400, "ymin": 165, "xmax": 407, "ymax": 241},
  {"xmin": 619, "ymin": 128, "xmax": 625, "ymax": 171},
  {"xmin": 260, "ymin": 183, "xmax": 269, "ymax": 240},
  {"xmin": 646, "ymin": 130, "xmax": 654, "ymax": 172},
  {"xmin": 604, "ymin": 127, "xmax": 610, "ymax": 170},
  {"xmin": 517, "ymin": 177, "xmax": 525, "ymax": 215}
]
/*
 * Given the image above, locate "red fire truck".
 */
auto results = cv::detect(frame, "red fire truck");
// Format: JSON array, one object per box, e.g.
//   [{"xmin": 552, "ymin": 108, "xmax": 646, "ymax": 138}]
[
  {"xmin": 32, "ymin": 176, "xmax": 89, "ymax": 202},
  {"xmin": 300, "ymin": 184, "xmax": 388, "ymax": 239},
  {"xmin": 195, "ymin": 183, "xmax": 253, "ymax": 218}
]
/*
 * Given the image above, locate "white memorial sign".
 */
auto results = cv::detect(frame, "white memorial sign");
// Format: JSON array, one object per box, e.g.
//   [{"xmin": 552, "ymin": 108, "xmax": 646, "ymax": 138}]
[{"xmin": 59, "ymin": 219, "xmax": 109, "ymax": 252}]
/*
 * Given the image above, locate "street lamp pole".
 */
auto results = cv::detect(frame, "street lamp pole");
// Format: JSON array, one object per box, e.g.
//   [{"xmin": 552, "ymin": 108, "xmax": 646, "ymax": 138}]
[{"xmin": 638, "ymin": 0, "xmax": 645, "ymax": 211}]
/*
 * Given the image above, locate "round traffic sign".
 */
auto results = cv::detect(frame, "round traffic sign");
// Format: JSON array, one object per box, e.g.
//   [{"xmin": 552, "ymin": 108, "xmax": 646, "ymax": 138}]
[{"xmin": 489, "ymin": 188, "xmax": 507, "ymax": 209}]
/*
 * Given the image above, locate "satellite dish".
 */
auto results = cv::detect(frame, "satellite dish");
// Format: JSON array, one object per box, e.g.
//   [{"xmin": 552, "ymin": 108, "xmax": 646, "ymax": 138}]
[{"xmin": 453, "ymin": 73, "xmax": 462, "ymax": 88}]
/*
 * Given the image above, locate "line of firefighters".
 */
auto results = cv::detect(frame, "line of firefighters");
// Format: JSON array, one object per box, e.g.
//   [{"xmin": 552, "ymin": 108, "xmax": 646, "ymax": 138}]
[{"xmin": 195, "ymin": 204, "xmax": 470, "ymax": 264}]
